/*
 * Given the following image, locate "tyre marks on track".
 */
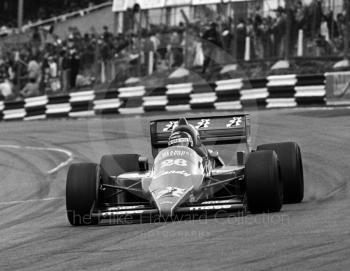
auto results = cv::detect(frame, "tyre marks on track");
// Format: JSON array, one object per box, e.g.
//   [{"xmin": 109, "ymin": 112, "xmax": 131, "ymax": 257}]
[{"xmin": 0, "ymin": 145, "xmax": 73, "ymax": 175}]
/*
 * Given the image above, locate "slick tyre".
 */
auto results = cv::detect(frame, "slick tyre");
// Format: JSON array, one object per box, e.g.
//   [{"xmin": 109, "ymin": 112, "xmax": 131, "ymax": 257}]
[
  {"xmin": 66, "ymin": 163, "xmax": 100, "ymax": 226},
  {"xmin": 100, "ymin": 154, "xmax": 141, "ymax": 203},
  {"xmin": 257, "ymin": 142, "xmax": 304, "ymax": 204},
  {"xmin": 246, "ymin": 150, "xmax": 283, "ymax": 213}
]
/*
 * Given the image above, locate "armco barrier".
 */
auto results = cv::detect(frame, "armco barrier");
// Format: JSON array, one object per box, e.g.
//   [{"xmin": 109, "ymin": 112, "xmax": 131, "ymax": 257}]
[{"xmin": 0, "ymin": 74, "xmax": 326, "ymax": 121}]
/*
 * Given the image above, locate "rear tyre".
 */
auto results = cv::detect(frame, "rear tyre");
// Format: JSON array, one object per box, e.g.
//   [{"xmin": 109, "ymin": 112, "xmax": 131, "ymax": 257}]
[
  {"xmin": 246, "ymin": 150, "xmax": 283, "ymax": 213},
  {"xmin": 257, "ymin": 142, "xmax": 304, "ymax": 203},
  {"xmin": 66, "ymin": 163, "xmax": 100, "ymax": 226},
  {"xmin": 100, "ymin": 154, "xmax": 141, "ymax": 203}
]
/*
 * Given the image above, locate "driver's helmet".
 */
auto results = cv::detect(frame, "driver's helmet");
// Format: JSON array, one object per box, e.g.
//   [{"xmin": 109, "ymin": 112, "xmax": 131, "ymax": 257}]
[{"xmin": 168, "ymin": 131, "xmax": 194, "ymax": 147}]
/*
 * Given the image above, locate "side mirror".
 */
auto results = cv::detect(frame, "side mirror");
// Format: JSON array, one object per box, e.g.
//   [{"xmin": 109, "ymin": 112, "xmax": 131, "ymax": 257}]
[
  {"xmin": 138, "ymin": 156, "xmax": 149, "ymax": 172},
  {"xmin": 237, "ymin": 151, "xmax": 246, "ymax": 165}
]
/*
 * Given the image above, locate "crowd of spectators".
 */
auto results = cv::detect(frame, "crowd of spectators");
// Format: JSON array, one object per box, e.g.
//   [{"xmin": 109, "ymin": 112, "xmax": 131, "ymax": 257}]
[
  {"xmin": 0, "ymin": 0, "xmax": 348, "ymax": 101},
  {"xmin": 0, "ymin": 0, "xmax": 109, "ymax": 37}
]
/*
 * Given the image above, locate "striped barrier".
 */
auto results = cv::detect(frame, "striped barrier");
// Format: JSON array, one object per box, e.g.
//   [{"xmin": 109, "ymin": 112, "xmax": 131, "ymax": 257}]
[{"xmin": 0, "ymin": 74, "xmax": 327, "ymax": 121}]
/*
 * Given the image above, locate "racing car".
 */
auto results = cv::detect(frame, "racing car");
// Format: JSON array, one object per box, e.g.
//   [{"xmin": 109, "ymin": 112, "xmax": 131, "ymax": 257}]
[{"xmin": 66, "ymin": 114, "xmax": 304, "ymax": 226}]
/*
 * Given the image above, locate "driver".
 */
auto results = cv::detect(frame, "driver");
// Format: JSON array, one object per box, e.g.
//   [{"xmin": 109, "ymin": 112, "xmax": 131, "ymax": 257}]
[
  {"xmin": 168, "ymin": 118, "xmax": 207, "ymax": 157},
  {"xmin": 168, "ymin": 131, "xmax": 194, "ymax": 147}
]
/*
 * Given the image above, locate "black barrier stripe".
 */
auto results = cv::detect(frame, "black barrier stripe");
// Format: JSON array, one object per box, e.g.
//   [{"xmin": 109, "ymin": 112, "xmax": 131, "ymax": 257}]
[
  {"xmin": 295, "ymin": 96, "xmax": 326, "ymax": 105},
  {"xmin": 267, "ymin": 86, "xmax": 296, "ymax": 98},
  {"xmin": 244, "ymin": 78, "xmax": 268, "ymax": 89},
  {"xmin": 192, "ymin": 83, "xmax": 216, "ymax": 93},
  {"xmin": 190, "ymin": 102, "xmax": 216, "ymax": 110},
  {"xmin": 4, "ymin": 101, "xmax": 25, "ymax": 110},
  {"xmin": 47, "ymin": 94, "xmax": 70, "ymax": 104},
  {"xmin": 296, "ymin": 74, "xmax": 326, "ymax": 86},
  {"xmin": 145, "ymin": 86, "xmax": 168, "ymax": 96},
  {"xmin": 144, "ymin": 105, "xmax": 167, "ymax": 112},
  {"xmin": 118, "ymin": 97, "xmax": 144, "ymax": 108},
  {"xmin": 94, "ymin": 90, "xmax": 119, "ymax": 100},
  {"xmin": 25, "ymin": 107, "xmax": 47, "ymax": 117},
  {"xmin": 166, "ymin": 96, "xmax": 191, "ymax": 105}
]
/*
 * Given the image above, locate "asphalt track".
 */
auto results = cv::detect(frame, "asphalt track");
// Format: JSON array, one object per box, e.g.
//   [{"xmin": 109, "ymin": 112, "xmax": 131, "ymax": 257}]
[{"xmin": 0, "ymin": 108, "xmax": 349, "ymax": 271}]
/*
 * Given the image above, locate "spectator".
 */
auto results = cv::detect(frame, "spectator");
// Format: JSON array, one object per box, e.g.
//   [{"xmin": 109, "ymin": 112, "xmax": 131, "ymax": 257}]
[
  {"xmin": 169, "ymin": 28, "xmax": 183, "ymax": 68},
  {"xmin": 69, "ymin": 48, "xmax": 80, "ymax": 89},
  {"xmin": 27, "ymin": 57, "xmax": 41, "ymax": 84},
  {"xmin": 48, "ymin": 56, "xmax": 60, "ymax": 92},
  {"xmin": 236, "ymin": 18, "xmax": 246, "ymax": 61},
  {"xmin": 20, "ymin": 78, "xmax": 40, "ymax": 98},
  {"xmin": 100, "ymin": 37, "xmax": 114, "ymax": 83},
  {"xmin": 272, "ymin": 7, "xmax": 287, "ymax": 58},
  {"xmin": 150, "ymin": 31, "xmax": 160, "ymax": 71},
  {"xmin": 201, "ymin": 22, "xmax": 221, "ymax": 73},
  {"xmin": 102, "ymin": 25, "xmax": 113, "ymax": 44},
  {"xmin": 295, "ymin": 1, "xmax": 306, "ymax": 31},
  {"xmin": 192, "ymin": 31, "xmax": 204, "ymax": 68},
  {"xmin": 0, "ymin": 58, "xmax": 13, "ymax": 99},
  {"xmin": 309, "ymin": 0, "xmax": 323, "ymax": 38},
  {"xmin": 60, "ymin": 48, "xmax": 70, "ymax": 92},
  {"xmin": 256, "ymin": 18, "xmax": 271, "ymax": 59}
]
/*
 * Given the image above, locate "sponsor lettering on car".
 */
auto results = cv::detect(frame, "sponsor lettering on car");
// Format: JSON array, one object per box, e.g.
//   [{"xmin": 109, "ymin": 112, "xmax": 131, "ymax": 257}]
[
  {"xmin": 189, "ymin": 205, "xmax": 233, "ymax": 211},
  {"xmin": 195, "ymin": 119, "xmax": 211, "ymax": 129},
  {"xmin": 153, "ymin": 170, "xmax": 191, "ymax": 179},
  {"xmin": 163, "ymin": 121, "xmax": 179, "ymax": 132},
  {"xmin": 158, "ymin": 149, "xmax": 192, "ymax": 159},
  {"xmin": 160, "ymin": 158, "xmax": 188, "ymax": 168},
  {"xmin": 226, "ymin": 117, "xmax": 243, "ymax": 128}
]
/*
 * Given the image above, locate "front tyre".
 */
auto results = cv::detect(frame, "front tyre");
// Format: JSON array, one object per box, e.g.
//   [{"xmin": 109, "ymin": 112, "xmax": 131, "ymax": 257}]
[
  {"xmin": 246, "ymin": 150, "xmax": 283, "ymax": 213},
  {"xmin": 66, "ymin": 163, "xmax": 100, "ymax": 226}
]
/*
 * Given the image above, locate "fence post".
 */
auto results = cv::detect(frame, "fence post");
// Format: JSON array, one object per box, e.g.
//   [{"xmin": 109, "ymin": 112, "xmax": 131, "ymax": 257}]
[
  {"xmin": 244, "ymin": 36, "xmax": 250, "ymax": 61},
  {"xmin": 297, "ymin": 29, "xmax": 304, "ymax": 57},
  {"xmin": 148, "ymin": 51, "xmax": 154, "ymax": 75}
]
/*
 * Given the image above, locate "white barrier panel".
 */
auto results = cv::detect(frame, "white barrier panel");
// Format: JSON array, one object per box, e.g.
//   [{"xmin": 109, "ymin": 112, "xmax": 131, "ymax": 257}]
[
  {"xmin": 240, "ymin": 88, "xmax": 268, "ymax": 100},
  {"xmin": 118, "ymin": 86, "xmax": 146, "ymax": 98},
  {"xmin": 119, "ymin": 107, "xmax": 145, "ymax": 115},
  {"xmin": 46, "ymin": 104, "xmax": 72, "ymax": 114},
  {"xmin": 3, "ymin": 109, "xmax": 26, "ymax": 120},
  {"xmin": 215, "ymin": 79, "xmax": 243, "ymax": 91},
  {"xmin": 267, "ymin": 75, "xmax": 297, "ymax": 87},
  {"xmin": 214, "ymin": 101, "xmax": 242, "ymax": 110},
  {"xmin": 190, "ymin": 93, "xmax": 217, "ymax": 104},
  {"xmin": 266, "ymin": 98, "xmax": 297, "ymax": 108},
  {"xmin": 295, "ymin": 86, "xmax": 326, "ymax": 97},
  {"xmin": 69, "ymin": 111, "xmax": 96, "ymax": 118},
  {"xmin": 143, "ymin": 96, "xmax": 168, "ymax": 107},
  {"xmin": 166, "ymin": 83, "xmax": 193, "ymax": 95},
  {"xmin": 93, "ymin": 99, "xmax": 122, "ymax": 110},
  {"xmin": 25, "ymin": 96, "xmax": 48, "ymax": 108},
  {"xmin": 24, "ymin": 115, "xmax": 46, "ymax": 121},
  {"xmin": 165, "ymin": 104, "xmax": 191, "ymax": 111},
  {"xmin": 69, "ymin": 91, "xmax": 95, "ymax": 102}
]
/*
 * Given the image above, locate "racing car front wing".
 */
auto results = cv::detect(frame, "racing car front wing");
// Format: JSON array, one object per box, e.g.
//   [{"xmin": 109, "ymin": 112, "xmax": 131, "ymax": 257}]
[{"xmin": 92, "ymin": 199, "xmax": 246, "ymax": 219}]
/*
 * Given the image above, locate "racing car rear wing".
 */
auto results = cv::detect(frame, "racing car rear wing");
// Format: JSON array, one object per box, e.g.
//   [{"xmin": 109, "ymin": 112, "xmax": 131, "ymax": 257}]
[{"xmin": 150, "ymin": 114, "xmax": 251, "ymax": 157}]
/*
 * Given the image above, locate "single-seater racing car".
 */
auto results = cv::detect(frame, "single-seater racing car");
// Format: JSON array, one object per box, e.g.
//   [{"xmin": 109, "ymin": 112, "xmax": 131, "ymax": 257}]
[{"xmin": 66, "ymin": 114, "xmax": 304, "ymax": 226}]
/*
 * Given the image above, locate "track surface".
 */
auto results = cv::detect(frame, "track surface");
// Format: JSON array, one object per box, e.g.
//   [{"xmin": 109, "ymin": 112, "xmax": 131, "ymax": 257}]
[{"xmin": 0, "ymin": 108, "xmax": 349, "ymax": 271}]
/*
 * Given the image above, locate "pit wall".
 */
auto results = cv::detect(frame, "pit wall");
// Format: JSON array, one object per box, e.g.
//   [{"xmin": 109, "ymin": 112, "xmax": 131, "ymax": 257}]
[{"xmin": 0, "ymin": 74, "xmax": 328, "ymax": 121}]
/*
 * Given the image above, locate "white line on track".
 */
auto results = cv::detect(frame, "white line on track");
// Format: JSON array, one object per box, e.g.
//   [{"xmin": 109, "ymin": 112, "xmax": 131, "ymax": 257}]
[
  {"xmin": 0, "ymin": 197, "xmax": 64, "ymax": 205},
  {"xmin": 0, "ymin": 144, "xmax": 73, "ymax": 174}
]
